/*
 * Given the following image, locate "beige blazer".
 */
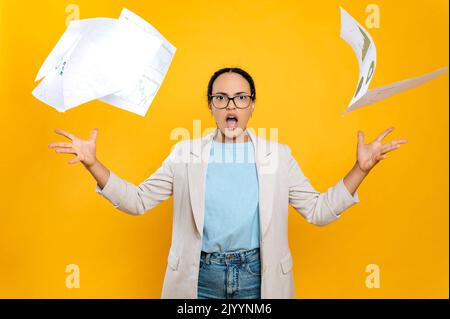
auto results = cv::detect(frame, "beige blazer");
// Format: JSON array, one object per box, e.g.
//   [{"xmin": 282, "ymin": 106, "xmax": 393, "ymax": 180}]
[{"xmin": 95, "ymin": 127, "xmax": 360, "ymax": 298}]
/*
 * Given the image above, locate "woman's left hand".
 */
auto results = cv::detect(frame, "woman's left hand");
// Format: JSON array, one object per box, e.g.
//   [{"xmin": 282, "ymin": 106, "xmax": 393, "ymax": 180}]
[{"xmin": 356, "ymin": 127, "xmax": 408, "ymax": 174}]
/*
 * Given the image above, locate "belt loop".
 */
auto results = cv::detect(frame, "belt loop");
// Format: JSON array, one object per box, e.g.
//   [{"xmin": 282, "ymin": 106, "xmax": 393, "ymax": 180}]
[
  {"xmin": 240, "ymin": 250, "xmax": 246, "ymax": 264},
  {"xmin": 205, "ymin": 253, "xmax": 211, "ymax": 265}
]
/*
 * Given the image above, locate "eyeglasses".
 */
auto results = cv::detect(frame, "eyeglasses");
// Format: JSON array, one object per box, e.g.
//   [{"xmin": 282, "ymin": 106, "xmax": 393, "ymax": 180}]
[{"xmin": 209, "ymin": 94, "xmax": 254, "ymax": 109}]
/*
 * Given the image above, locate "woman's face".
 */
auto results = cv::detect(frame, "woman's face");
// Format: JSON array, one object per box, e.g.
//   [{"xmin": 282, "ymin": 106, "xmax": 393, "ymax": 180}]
[{"xmin": 208, "ymin": 72, "xmax": 255, "ymax": 142}]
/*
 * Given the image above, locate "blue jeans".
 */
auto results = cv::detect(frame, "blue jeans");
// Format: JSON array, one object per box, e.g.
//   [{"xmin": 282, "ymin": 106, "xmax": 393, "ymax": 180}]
[{"xmin": 197, "ymin": 248, "xmax": 261, "ymax": 299}]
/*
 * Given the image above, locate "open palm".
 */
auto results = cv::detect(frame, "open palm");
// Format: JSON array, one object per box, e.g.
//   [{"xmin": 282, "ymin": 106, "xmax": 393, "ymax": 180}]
[
  {"xmin": 357, "ymin": 127, "xmax": 408, "ymax": 173},
  {"xmin": 48, "ymin": 128, "xmax": 99, "ymax": 166}
]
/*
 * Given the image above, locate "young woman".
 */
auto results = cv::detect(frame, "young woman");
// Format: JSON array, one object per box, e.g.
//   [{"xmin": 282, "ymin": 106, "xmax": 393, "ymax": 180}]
[{"xmin": 49, "ymin": 67, "xmax": 408, "ymax": 299}]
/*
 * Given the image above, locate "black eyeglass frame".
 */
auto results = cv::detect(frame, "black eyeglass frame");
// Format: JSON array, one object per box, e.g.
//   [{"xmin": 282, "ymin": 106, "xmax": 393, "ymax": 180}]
[{"xmin": 208, "ymin": 93, "xmax": 255, "ymax": 109}]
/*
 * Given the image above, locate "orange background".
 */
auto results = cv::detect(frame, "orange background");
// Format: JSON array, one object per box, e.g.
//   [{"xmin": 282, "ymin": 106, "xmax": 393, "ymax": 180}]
[{"xmin": 0, "ymin": 0, "xmax": 448, "ymax": 298}]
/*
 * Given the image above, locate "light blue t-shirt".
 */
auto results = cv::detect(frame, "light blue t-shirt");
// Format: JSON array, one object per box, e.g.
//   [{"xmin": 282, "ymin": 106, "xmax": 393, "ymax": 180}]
[{"xmin": 201, "ymin": 140, "xmax": 260, "ymax": 253}]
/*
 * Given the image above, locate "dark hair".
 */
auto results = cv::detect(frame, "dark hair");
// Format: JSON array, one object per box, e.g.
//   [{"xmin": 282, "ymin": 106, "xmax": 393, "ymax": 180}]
[{"xmin": 207, "ymin": 67, "xmax": 256, "ymax": 104}]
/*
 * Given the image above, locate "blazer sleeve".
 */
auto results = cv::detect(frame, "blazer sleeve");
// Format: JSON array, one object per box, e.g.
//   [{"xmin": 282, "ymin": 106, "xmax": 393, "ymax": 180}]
[
  {"xmin": 94, "ymin": 143, "xmax": 179, "ymax": 216},
  {"xmin": 285, "ymin": 144, "xmax": 360, "ymax": 226}
]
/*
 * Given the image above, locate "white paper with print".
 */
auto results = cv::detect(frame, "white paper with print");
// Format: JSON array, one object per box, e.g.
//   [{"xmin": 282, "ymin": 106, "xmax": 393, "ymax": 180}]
[
  {"xmin": 340, "ymin": 7, "xmax": 448, "ymax": 113},
  {"xmin": 32, "ymin": 8, "xmax": 176, "ymax": 117}
]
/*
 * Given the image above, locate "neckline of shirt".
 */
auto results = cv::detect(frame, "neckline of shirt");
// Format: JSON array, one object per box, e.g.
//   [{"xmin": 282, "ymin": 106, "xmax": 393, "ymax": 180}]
[{"xmin": 213, "ymin": 140, "xmax": 251, "ymax": 147}]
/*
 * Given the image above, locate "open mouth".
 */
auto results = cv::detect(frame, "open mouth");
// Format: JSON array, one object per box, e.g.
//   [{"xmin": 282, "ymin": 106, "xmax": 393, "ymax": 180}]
[{"xmin": 226, "ymin": 115, "xmax": 238, "ymax": 129}]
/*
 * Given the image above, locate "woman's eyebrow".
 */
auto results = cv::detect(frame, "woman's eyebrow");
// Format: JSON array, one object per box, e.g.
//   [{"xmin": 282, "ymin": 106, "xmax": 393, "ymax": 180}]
[{"xmin": 213, "ymin": 91, "xmax": 249, "ymax": 95}]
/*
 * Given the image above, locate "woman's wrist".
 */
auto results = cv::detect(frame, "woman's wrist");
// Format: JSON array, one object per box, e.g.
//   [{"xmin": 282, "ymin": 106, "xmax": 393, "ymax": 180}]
[
  {"xmin": 83, "ymin": 157, "xmax": 100, "ymax": 170},
  {"xmin": 343, "ymin": 161, "xmax": 369, "ymax": 195},
  {"xmin": 355, "ymin": 160, "xmax": 370, "ymax": 176}
]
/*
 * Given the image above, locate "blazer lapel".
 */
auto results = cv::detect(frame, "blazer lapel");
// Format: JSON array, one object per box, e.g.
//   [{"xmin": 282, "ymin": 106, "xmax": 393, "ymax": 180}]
[
  {"xmin": 187, "ymin": 128, "xmax": 277, "ymax": 240},
  {"xmin": 247, "ymin": 129, "xmax": 277, "ymax": 239},
  {"xmin": 187, "ymin": 129, "xmax": 216, "ymax": 240}
]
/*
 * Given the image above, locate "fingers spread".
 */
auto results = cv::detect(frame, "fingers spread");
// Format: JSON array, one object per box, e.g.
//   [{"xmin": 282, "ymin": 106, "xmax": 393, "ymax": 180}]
[
  {"xmin": 381, "ymin": 144, "xmax": 399, "ymax": 154},
  {"xmin": 374, "ymin": 152, "xmax": 387, "ymax": 161},
  {"xmin": 68, "ymin": 157, "xmax": 80, "ymax": 164},
  {"xmin": 382, "ymin": 140, "xmax": 397, "ymax": 149},
  {"xmin": 382, "ymin": 138, "xmax": 408, "ymax": 153},
  {"xmin": 395, "ymin": 139, "xmax": 408, "ymax": 144},
  {"xmin": 48, "ymin": 142, "xmax": 72, "ymax": 148},
  {"xmin": 358, "ymin": 130, "xmax": 365, "ymax": 147},
  {"xmin": 90, "ymin": 128, "xmax": 99, "ymax": 141},
  {"xmin": 55, "ymin": 148, "xmax": 76, "ymax": 154},
  {"xmin": 54, "ymin": 129, "xmax": 75, "ymax": 141},
  {"xmin": 376, "ymin": 127, "xmax": 395, "ymax": 142}
]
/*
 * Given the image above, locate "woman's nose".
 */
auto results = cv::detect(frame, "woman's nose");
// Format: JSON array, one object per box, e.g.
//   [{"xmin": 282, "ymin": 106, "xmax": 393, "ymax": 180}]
[{"xmin": 226, "ymin": 101, "xmax": 237, "ymax": 110}]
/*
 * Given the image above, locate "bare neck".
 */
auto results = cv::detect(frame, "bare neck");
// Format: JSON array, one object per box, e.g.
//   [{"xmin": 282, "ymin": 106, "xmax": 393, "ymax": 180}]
[{"xmin": 215, "ymin": 129, "xmax": 249, "ymax": 143}]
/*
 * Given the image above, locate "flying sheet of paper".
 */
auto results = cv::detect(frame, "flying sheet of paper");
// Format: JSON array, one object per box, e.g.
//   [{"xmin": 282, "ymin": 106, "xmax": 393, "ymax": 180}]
[
  {"xmin": 344, "ymin": 66, "xmax": 449, "ymax": 113},
  {"xmin": 32, "ymin": 8, "xmax": 176, "ymax": 117},
  {"xmin": 340, "ymin": 7, "xmax": 448, "ymax": 114},
  {"xmin": 340, "ymin": 7, "xmax": 377, "ymax": 108},
  {"xmin": 99, "ymin": 8, "xmax": 177, "ymax": 116}
]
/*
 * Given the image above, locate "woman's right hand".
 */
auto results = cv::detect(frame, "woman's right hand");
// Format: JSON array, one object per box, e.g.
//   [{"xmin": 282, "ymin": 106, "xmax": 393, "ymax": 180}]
[{"xmin": 48, "ymin": 128, "xmax": 99, "ymax": 167}]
